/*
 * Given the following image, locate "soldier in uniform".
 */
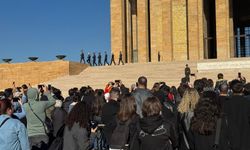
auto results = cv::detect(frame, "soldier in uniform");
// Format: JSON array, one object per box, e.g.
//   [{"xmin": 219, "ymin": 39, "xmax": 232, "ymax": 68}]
[
  {"xmin": 87, "ymin": 53, "xmax": 91, "ymax": 66},
  {"xmin": 98, "ymin": 52, "xmax": 102, "ymax": 66},
  {"xmin": 92, "ymin": 52, "xmax": 97, "ymax": 66},
  {"xmin": 185, "ymin": 64, "xmax": 191, "ymax": 83},
  {"xmin": 104, "ymin": 51, "xmax": 109, "ymax": 65},
  {"xmin": 118, "ymin": 51, "xmax": 124, "ymax": 65},
  {"xmin": 158, "ymin": 51, "xmax": 161, "ymax": 62},
  {"xmin": 80, "ymin": 49, "xmax": 85, "ymax": 63},
  {"xmin": 110, "ymin": 53, "xmax": 116, "ymax": 65}
]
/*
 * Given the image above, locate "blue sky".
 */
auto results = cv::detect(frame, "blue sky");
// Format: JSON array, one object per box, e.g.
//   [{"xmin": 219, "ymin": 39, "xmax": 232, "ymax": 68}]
[{"xmin": 0, "ymin": 0, "xmax": 110, "ymax": 63}]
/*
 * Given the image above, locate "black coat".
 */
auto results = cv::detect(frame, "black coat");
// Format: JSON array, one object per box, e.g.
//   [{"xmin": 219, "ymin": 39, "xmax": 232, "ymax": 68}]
[
  {"xmin": 127, "ymin": 114, "xmax": 140, "ymax": 150},
  {"xmin": 188, "ymin": 130, "xmax": 214, "ymax": 150},
  {"xmin": 51, "ymin": 107, "xmax": 67, "ymax": 137},
  {"xmin": 101, "ymin": 100, "xmax": 120, "ymax": 144},
  {"xmin": 189, "ymin": 128, "xmax": 231, "ymax": 150},
  {"xmin": 222, "ymin": 95, "xmax": 250, "ymax": 150},
  {"xmin": 62, "ymin": 96, "xmax": 73, "ymax": 112},
  {"xmin": 135, "ymin": 115, "xmax": 178, "ymax": 150}
]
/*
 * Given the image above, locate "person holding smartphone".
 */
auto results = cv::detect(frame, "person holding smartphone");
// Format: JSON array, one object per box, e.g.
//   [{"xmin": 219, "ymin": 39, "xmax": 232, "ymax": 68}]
[{"xmin": 23, "ymin": 85, "xmax": 56, "ymax": 149}]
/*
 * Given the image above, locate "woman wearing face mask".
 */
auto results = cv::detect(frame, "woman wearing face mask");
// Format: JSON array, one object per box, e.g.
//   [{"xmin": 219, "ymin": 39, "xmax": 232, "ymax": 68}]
[{"xmin": 0, "ymin": 99, "xmax": 30, "ymax": 150}]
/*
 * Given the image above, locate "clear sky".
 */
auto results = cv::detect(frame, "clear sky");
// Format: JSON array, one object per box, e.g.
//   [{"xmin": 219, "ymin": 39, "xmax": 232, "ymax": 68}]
[{"xmin": 0, "ymin": 0, "xmax": 110, "ymax": 63}]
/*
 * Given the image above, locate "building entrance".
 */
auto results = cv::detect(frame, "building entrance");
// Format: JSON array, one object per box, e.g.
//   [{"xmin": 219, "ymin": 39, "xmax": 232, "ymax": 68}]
[
  {"xmin": 203, "ymin": 0, "xmax": 217, "ymax": 59},
  {"xmin": 233, "ymin": 0, "xmax": 250, "ymax": 57}
]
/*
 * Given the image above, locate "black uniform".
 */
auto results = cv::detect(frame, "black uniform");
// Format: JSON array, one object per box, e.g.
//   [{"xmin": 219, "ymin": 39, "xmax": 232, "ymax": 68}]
[
  {"xmin": 92, "ymin": 53, "xmax": 97, "ymax": 66},
  {"xmin": 118, "ymin": 52, "xmax": 124, "ymax": 65},
  {"xmin": 98, "ymin": 53, "xmax": 102, "ymax": 66},
  {"xmin": 110, "ymin": 53, "xmax": 116, "ymax": 65},
  {"xmin": 185, "ymin": 65, "xmax": 191, "ymax": 82},
  {"xmin": 80, "ymin": 51, "xmax": 85, "ymax": 63},
  {"xmin": 87, "ymin": 53, "xmax": 91, "ymax": 66},
  {"xmin": 158, "ymin": 52, "xmax": 161, "ymax": 62},
  {"xmin": 104, "ymin": 52, "xmax": 109, "ymax": 65}
]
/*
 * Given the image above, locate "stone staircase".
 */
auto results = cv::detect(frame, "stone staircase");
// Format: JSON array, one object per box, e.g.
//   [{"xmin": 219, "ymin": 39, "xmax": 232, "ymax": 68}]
[
  {"xmin": 47, "ymin": 61, "xmax": 197, "ymax": 96},
  {"xmin": 46, "ymin": 58, "xmax": 250, "ymax": 96}
]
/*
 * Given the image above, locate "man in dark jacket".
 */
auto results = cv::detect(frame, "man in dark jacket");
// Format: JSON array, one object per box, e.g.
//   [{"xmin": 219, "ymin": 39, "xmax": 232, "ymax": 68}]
[
  {"xmin": 62, "ymin": 89, "xmax": 75, "ymax": 112},
  {"xmin": 222, "ymin": 80, "xmax": 250, "ymax": 150},
  {"xmin": 132, "ymin": 76, "xmax": 153, "ymax": 117},
  {"xmin": 51, "ymin": 100, "xmax": 67, "ymax": 137},
  {"xmin": 101, "ymin": 87, "xmax": 120, "ymax": 144}
]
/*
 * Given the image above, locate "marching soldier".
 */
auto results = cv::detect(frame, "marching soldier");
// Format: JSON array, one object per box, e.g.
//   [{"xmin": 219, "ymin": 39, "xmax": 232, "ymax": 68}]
[
  {"xmin": 98, "ymin": 52, "xmax": 102, "ymax": 66},
  {"xmin": 104, "ymin": 51, "xmax": 109, "ymax": 65},
  {"xmin": 92, "ymin": 52, "xmax": 97, "ymax": 66},
  {"xmin": 110, "ymin": 53, "xmax": 116, "ymax": 65},
  {"xmin": 185, "ymin": 64, "xmax": 191, "ymax": 83},
  {"xmin": 87, "ymin": 53, "xmax": 91, "ymax": 66},
  {"xmin": 118, "ymin": 51, "xmax": 124, "ymax": 65},
  {"xmin": 80, "ymin": 49, "xmax": 85, "ymax": 63}
]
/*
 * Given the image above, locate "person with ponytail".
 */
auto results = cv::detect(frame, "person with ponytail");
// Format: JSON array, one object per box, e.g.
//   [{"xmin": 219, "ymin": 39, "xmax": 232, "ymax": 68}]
[{"xmin": 0, "ymin": 99, "xmax": 30, "ymax": 150}]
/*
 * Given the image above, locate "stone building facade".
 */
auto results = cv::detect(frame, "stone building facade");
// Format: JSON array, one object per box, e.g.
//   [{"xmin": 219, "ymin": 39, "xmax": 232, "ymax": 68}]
[{"xmin": 110, "ymin": 0, "xmax": 250, "ymax": 63}]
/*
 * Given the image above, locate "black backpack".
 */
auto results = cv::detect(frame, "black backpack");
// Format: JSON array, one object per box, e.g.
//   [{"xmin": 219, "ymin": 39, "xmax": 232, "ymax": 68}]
[
  {"xmin": 139, "ymin": 124, "xmax": 173, "ymax": 150},
  {"xmin": 48, "ymin": 124, "xmax": 65, "ymax": 150},
  {"xmin": 109, "ymin": 119, "xmax": 131, "ymax": 149}
]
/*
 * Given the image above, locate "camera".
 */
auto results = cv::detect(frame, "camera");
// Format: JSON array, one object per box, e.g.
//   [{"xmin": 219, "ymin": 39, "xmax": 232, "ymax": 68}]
[
  {"xmin": 115, "ymin": 80, "xmax": 121, "ymax": 83},
  {"xmin": 38, "ymin": 84, "xmax": 44, "ymax": 89}
]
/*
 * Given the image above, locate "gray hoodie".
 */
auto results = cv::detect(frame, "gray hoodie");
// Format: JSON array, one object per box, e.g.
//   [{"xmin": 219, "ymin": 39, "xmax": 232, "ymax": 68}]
[{"xmin": 23, "ymin": 88, "xmax": 55, "ymax": 137}]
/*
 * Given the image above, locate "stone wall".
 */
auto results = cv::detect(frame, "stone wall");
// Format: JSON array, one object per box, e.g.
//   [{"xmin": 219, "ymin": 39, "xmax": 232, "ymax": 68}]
[
  {"xmin": 110, "ymin": 0, "xmax": 234, "ymax": 62},
  {"xmin": 0, "ymin": 61, "xmax": 88, "ymax": 90}
]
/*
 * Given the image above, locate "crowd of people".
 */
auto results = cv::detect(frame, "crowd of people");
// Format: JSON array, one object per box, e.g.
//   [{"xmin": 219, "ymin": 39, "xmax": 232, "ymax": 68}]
[{"xmin": 0, "ymin": 72, "xmax": 250, "ymax": 150}]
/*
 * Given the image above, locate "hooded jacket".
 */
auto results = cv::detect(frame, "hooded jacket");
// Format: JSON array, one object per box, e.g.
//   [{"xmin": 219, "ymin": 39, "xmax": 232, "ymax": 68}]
[
  {"xmin": 138, "ymin": 115, "xmax": 178, "ymax": 150},
  {"xmin": 0, "ymin": 115, "xmax": 30, "ymax": 150},
  {"xmin": 23, "ymin": 88, "xmax": 55, "ymax": 137}
]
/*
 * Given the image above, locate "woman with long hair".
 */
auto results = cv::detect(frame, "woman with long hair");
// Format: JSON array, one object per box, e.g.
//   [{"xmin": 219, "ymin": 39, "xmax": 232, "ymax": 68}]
[
  {"xmin": 117, "ymin": 94, "xmax": 138, "ymax": 123},
  {"xmin": 178, "ymin": 88, "xmax": 200, "ymax": 130},
  {"xmin": 177, "ymin": 88, "xmax": 200, "ymax": 150},
  {"xmin": 63, "ymin": 101, "xmax": 96, "ymax": 150},
  {"xmin": 0, "ymin": 99, "xmax": 30, "ymax": 150},
  {"xmin": 109, "ymin": 94, "xmax": 140, "ymax": 150},
  {"xmin": 189, "ymin": 98, "xmax": 221, "ymax": 150}
]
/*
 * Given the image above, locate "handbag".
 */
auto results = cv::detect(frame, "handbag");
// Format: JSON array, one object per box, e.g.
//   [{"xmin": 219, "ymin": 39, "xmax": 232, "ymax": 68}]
[{"xmin": 28, "ymin": 103, "xmax": 53, "ymax": 135}]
